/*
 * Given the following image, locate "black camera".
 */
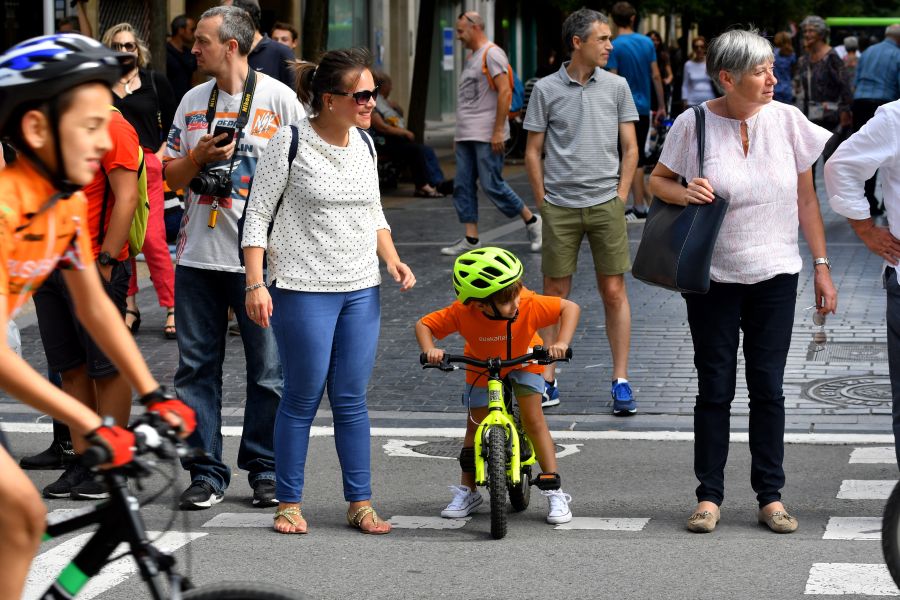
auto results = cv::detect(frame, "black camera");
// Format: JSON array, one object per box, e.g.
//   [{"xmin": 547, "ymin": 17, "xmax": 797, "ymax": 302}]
[{"xmin": 189, "ymin": 169, "xmax": 232, "ymax": 198}]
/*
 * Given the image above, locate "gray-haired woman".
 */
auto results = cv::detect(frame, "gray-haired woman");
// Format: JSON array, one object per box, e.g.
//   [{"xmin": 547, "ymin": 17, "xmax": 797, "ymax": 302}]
[{"xmin": 649, "ymin": 28, "xmax": 837, "ymax": 534}]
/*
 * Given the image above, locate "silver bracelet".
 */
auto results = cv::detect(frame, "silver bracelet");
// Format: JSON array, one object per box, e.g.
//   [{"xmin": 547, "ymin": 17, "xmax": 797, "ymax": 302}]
[{"xmin": 245, "ymin": 282, "xmax": 265, "ymax": 292}]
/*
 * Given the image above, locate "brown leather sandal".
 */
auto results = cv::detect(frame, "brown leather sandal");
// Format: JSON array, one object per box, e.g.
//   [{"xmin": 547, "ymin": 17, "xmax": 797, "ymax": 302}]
[{"xmin": 347, "ymin": 505, "xmax": 390, "ymax": 535}]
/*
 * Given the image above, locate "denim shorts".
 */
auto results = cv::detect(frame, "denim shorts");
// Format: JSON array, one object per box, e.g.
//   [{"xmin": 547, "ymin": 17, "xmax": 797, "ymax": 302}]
[{"xmin": 464, "ymin": 370, "xmax": 545, "ymax": 408}]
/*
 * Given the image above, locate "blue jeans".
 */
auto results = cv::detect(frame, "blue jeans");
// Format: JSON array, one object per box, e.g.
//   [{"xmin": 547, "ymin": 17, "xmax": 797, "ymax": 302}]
[
  {"xmin": 684, "ymin": 273, "xmax": 798, "ymax": 508},
  {"xmin": 174, "ymin": 266, "xmax": 282, "ymax": 494},
  {"xmin": 270, "ymin": 286, "xmax": 381, "ymax": 503},
  {"xmin": 453, "ymin": 141, "xmax": 524, "ymax": 224},
  {"xmin": 886, "ymin": 268, "xmax": 900, "ymax": 471}
]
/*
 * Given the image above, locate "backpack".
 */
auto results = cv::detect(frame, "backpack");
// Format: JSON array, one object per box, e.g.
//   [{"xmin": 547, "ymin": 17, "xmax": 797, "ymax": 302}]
[
  {"xmin": 237, "ymin": 125, "xmax": 374, "ymax": 266},
  {"xmin": 99, "ymin": 107, "xmax": 150, "ymax": 258},
  {"xmin": 481, "ymin": 43, "xmax": 524, "ymax": 119}
]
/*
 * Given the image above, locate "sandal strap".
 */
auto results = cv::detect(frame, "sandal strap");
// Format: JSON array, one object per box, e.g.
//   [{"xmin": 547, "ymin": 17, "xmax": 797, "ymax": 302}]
[
  {"xmin": 274, "ymin": 507, "xmax": 303, "ymax": 527},
  {"xmin": 348, "ymin": 505, "xmax": 379, "ymax": 528}
]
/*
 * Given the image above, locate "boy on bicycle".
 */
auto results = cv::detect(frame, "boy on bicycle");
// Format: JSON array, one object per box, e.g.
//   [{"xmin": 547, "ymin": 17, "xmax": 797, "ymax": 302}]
[
  {"xmin": 416, "ymin": 247, "xmax": 580, "ymax": 524},
  {"xmin": 0, "ymin": 34, "xmax": 195, "ymax": 600}
]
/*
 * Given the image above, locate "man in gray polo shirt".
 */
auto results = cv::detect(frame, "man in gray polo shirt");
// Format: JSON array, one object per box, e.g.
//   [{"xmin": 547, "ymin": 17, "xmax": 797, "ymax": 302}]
[
  {"xmin": 523, "ymin": 7, "xmax": 640, "ymax": 415},
  {"xmin": 440, "ymin": 11, "xmax": 542, "ymax": 256}
]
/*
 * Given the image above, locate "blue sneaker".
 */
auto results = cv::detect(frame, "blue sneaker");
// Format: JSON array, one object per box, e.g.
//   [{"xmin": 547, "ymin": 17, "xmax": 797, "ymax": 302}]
[
  {"xmin": 611, "ymin": 380, "xmax": 636, "ymax": 416},
  {"xmin": 542, "ymin": 378, "xmax": 560, "ymax": 408}
]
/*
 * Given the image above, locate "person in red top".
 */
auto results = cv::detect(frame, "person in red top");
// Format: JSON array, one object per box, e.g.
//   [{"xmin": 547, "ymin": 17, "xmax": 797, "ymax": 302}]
[
  {"xmin": 0, "ymin": 34, "xmax": 194, "ymax": 600},
  {"xmin": 30, "ymin": 105, "xmax": 142, "ymax": 500},
  {"xmin": 416, "ymin": 247, "xmax": 580, "ymax": 524}
]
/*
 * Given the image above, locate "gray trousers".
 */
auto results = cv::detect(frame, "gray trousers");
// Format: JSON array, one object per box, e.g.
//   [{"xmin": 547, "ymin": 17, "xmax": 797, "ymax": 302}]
[{"xmin": 886, "ymin": 267, "xmax": 900, "ymax": 470}]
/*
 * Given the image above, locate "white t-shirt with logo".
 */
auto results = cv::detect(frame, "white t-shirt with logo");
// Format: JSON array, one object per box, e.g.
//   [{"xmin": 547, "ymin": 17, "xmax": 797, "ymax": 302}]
[{"xmin": 164, "ymin": 72, "xmax": 305, "ymax": 272}]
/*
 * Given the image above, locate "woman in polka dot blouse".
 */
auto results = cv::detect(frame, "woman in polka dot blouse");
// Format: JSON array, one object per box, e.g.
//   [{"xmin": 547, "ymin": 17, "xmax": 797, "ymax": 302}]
[{"xmin": 242, "ymin": 48, "xmax": 416, "ymax": 535}]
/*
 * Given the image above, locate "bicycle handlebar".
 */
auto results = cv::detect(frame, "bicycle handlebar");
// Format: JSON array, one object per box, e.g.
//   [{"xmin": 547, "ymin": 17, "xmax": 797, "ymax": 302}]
[
  {"xmin": 419, "ymin": 345, "xmax": 572, "ymax": 372},
  {"xmin": 81, "ymin": 413, "xmax": 187, "ymax": 469}
]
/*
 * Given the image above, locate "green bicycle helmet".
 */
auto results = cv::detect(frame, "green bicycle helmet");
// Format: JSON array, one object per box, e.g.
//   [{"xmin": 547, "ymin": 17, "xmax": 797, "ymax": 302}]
[{"xmin": 453, "ymin": 247, "xmax": 524, "ymax": 305}]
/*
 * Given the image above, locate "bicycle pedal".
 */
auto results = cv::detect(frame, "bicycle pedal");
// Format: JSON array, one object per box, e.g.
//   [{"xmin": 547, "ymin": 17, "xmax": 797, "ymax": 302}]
[{"xmin": 531, "ymin": 472, "xmax": 561, "ymax": 490}]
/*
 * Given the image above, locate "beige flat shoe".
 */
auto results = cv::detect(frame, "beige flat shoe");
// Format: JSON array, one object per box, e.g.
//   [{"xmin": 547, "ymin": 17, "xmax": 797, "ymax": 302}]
[
  {"xmin": 758, "ymin": 509, "xmax": 798, "ymax": 533},
  {"xmin": 687, "ymin": 507, "xmax": 721, "ymax": 533}
]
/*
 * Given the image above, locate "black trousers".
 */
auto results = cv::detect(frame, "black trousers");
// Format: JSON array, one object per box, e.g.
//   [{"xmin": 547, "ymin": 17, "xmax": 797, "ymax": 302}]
[
  {"xmin": 852, "ymin": 98, "xmax": 891, "ymax": 213},
  {"xmin": 684, "ymin": 273, "xmax": 798, "ymax": 508}
]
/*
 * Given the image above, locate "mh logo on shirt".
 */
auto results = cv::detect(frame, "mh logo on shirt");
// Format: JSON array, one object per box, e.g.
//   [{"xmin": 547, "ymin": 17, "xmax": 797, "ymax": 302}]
[{"xmin": 249, "ymin": 109, "xmax": 280, "ymax": 139}]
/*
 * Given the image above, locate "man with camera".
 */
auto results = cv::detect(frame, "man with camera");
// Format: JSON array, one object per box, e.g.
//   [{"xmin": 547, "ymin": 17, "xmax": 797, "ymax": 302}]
[{"xmin": 163, "ymin": 5, "xmax": 304, "ymax": 510}]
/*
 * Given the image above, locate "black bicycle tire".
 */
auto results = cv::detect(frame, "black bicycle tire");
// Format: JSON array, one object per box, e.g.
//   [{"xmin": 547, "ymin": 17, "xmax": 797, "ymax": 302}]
[
  {"xmin": 182, "ymin": 581, "xmax": 305, "ymax": 600},
  {"xmin": 487, "ymin": 426, "xmax": 508, "ymax": 539},
  {"xmin": 509, "ymin": 464, "xmax": 531, "ymax": 512},
  {"xmin": 882, "ymin": 480, "xmax": 900, "ymax": 587}
]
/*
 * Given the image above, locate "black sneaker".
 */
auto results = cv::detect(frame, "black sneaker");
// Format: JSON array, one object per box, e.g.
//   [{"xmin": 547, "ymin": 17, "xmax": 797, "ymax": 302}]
[
  {"xmin": 70, "ymin": 475, "xmax": 111, "ymax": 500},
  {"xmin": 42, "ymin": 463, "xmax": 90, "ymax": 498},
  {"xmin": 179, "ymin": 480, "xmax": 224, "ymax": 510},
  {"xmin": 19, "ymin": 440, "xmax": 76, "ymax": 470},
  {"xmin": 251, "ymin": 479, "xmax": 278, "ymax": 507}
]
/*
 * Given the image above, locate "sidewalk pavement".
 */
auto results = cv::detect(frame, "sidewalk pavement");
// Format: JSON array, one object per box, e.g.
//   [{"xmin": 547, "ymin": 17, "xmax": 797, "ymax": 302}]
[{"xmin": 1, "ymin": 128, "xmax": 894, "ymax": 436}]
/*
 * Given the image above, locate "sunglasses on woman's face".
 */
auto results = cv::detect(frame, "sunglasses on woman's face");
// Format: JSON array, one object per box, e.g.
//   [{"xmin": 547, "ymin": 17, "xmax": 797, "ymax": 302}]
[
  {"xmin": 329, "ymin": 86, "xmax": 380, "ymax": 105},
  {"xmin": 111, "ymin": 42, "xmax": 138, "ymax": 52}
]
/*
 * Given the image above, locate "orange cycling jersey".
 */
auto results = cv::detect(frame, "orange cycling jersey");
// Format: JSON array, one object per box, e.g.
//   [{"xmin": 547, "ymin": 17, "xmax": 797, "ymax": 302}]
[
  {"xmin": 0, "ymin": 159, "xmax": 94, "ymax": 318},
  {"xmin": 420, "ymin": 287, "xmax": 562, "ymax": 386}
]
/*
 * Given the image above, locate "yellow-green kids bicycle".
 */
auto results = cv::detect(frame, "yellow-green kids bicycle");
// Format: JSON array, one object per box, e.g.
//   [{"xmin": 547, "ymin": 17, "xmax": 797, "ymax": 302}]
[{"xmin": 421, "ymin": 345, "xmax": 571, "ymax": 539}]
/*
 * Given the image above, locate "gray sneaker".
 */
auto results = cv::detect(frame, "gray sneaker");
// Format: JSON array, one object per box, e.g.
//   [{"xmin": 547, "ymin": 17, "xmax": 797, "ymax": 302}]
[
  {"xmin": 525, "ymin": 215, "xmax": 542, "ymax": 252},
  {"xmin": 440, "ymin": 237, "xmax": 480, "ymax": 256}
]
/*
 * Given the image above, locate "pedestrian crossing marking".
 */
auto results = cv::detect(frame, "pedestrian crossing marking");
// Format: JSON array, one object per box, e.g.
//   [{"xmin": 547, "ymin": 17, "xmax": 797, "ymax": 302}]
[
  {"xmin": 823, "ymin": 517, "xmax": 882, "ymax": 540},
  {"xmin": 202, "ymin": 512, "xmax": 273, "ymax": 528},
  {"xmin": 554, "ymin": 517, "xmax": 650, "ymax": 531},
  {"xmin": 850, "ymin": 447, "xmax": 896, "ymax": 464},
  {"xmin": 805, "ymin": 563, "xmax": 899, "ymax": 595},
  {"xmin": 837, "ymin": 480, "xmax": 898, "ymax": 500},
  {"xmin": 388, "ymin": 515, "xmax": 472, "ymax": 529},
  {"xmin": 383, "ymin": 439, "xmax": 582, "ymax": 459},
  {"xmin": 24, "ymin": 531, "xmax": 205, "ymax": 600}
]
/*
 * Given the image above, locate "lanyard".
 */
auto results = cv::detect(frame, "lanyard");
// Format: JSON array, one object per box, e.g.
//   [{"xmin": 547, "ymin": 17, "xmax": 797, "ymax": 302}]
[{"xmin": 205, "ymin": 67, "xmax": 257, "ymax": 134}]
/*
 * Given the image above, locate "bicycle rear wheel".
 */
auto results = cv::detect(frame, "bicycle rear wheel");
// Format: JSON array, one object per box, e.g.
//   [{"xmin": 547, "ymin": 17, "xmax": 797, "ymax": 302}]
[
  {"xmin": 487, "ymin": 425, "xmax": 508, "ymax": 539},
  {"xmin": 183, "ymin": 582, "xmax": 304, "ymax": 600},
  {"xmin": 882, "ymin": 480, "xmax": 900, "ymax": 587}
]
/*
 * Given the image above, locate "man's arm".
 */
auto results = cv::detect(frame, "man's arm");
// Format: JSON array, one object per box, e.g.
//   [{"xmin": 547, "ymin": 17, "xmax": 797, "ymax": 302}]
[
  {"xmin": 164, "ymin": 132, "xmax": 236, "ymax": 192},
  {"xmin": 100, "ymin": 167, "xmax": 138, "ymax": 280},
  {"xmin": 618, "ymin": 121, "xmax": 638, "ymax": 198},
  {"xmin": 524, "ymin": 130, "xmax": 546, "ymax": 209},
  {"xmin": 75, "ymin": 0, "xmax": 93, "ymax": 38},
  {"xmin": 491, "ymin": 71, "xmax": 512, "ymax": 154}
]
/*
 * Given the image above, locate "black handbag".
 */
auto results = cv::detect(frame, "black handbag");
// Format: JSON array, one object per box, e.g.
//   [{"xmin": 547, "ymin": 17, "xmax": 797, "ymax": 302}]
[{"xmin": 631, "ymin": 105, "xmax": 729, "ymax": 294}]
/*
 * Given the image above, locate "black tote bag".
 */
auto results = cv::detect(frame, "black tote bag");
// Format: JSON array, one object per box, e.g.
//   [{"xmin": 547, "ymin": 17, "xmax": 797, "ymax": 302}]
[{"xmin": 631, "ymin": 105, "xmax": 729, "ymax": 294}]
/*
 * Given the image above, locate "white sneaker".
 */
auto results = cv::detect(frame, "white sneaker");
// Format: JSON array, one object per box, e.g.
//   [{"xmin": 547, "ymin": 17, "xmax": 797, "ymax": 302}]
[
  {"xmin": 541, "ymin": 489, "xmax": 573, "ymax": 524},
  {"xmin": 441, "ymin": 485, "xmax": 483, "ymax": 518},
  {"xmin": 440, "ymin": 237, "xmax": 481, "ymax": 256},
  {"xmin": 525, "ymin": 215, "xmax": 542, "ymax": 252}
]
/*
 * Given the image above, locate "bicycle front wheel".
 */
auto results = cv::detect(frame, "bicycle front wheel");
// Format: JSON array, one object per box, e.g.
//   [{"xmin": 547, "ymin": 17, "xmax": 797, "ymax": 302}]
[
  {"xmin": 183, "ymin": 582, "xmax": 305, "ymax": 600},
  {"xmin": 882, "ymin": 481, "xmax": 900, "ymax": 587},
  {"xmin": 487, "ymin": 425, "xmax": 508, "ymax": 539}
]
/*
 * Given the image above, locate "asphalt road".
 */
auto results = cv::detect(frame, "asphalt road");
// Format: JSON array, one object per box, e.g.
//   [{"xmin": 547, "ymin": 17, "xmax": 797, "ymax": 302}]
[{"xmin": 11, "ymin": 431, "xmax": 898, "ymax": 600}]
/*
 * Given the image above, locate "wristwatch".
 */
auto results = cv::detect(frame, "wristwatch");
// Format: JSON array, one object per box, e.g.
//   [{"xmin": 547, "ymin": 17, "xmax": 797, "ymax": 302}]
[
  {"xmin": 813, "ymin": 257, "xmax": 831, "ymax": 270},
  {"xmin": 97, "ymin": 251, "xmax": 118, "ymax": 267}
]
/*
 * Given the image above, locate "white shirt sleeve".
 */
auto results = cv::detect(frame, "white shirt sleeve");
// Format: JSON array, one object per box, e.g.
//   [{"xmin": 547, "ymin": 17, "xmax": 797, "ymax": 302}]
[
  {"xmin": 825, "ymin": 107, "xmax": 897, "ymax": 220},
  {"xmin": 242, "ymin": 125, "xmax": 293, "ymax": 249}
]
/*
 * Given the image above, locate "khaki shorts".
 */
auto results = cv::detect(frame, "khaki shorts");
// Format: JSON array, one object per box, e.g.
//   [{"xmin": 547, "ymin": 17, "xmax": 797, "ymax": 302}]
[{"xmin": 541, "ymin": 198, "xmax": 631, "ymax": 277}]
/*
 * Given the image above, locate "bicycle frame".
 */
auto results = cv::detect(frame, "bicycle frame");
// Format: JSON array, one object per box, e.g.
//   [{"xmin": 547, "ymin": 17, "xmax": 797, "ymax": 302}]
[
  {"xmin": 473, "ymin": 376, "xmax": 537, "ymax": 487},
  {"xmin": 40, "ymin": 468, "xmax": 183, "ymax": 599}
]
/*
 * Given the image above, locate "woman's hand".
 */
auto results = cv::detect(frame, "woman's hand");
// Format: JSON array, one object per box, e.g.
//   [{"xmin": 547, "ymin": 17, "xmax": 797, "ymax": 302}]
[
  {"xmin": 684, "ymin": 177, "xmax": 715, "ymax": 205},
  {"xmin": 245, "ymin": 286, "xmax": 273, "ymax": 328},
  {"xmin": 387, "ymin": 261, "xmax": 416, "ymax": 291},
  {"xmin": 814, "ymin": 267, "xmax": 838, "ymax": 315}
]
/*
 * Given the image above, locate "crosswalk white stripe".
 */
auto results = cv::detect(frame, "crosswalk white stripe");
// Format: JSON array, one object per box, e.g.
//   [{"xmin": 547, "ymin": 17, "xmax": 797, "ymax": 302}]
[
  {"xmin": 553, "ymin": 517, "xmax": 650, "ymax": 531},
  {"xmin": 23, "ymin": 531, "xmax": 206, "ymax": 600},
  {"xmin": 203, "ymin": 512, "xmax": 273, "ymax": 528},
  {"xmin": 805, "ymin": 563, "xmax": 899, "ymax": 595},
  {"xmin": 823, "ymin": 517, "xmax": 883, "ymax": 540},
  {"xmin": 837, "ymin": 480, "xmax": 898, "ymax": 500},
  {"xmin": 850, "ymin": 447, "xmax": 897, "ymax": 464},
  {"xmin": 388, "ymin": 516, "xmax": 472, "ymax": 529}
]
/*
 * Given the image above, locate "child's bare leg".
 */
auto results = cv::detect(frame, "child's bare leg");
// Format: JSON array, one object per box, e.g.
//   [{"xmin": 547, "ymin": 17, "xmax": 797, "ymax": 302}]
[
  {"xmin": 461, "ymin": 406, "xmax": 488, "ymax": 490},
  {"xmin": 517, "ymin": 393, "xmax": 558, "ymax": 474}
]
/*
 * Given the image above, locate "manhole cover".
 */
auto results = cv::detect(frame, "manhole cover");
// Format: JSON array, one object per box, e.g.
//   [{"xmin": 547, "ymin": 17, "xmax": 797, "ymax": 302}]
[
  {"xmin": 411, "ymin": 440, "xmax": 565, "ymax": 458},
  {"xmin": 807, "ymin": 342, "xmax": 888, "ymax": 362},
  {"xmin": 804, "ymin": 376, "xmax": 892, "ymax": 408}
]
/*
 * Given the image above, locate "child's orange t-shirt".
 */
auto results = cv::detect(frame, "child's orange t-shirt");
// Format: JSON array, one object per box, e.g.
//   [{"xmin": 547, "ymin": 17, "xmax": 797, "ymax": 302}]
[
  {"xmin": 0, "ymin": 159, "xmax": 94, "ymax": 318},
  {"xmin": 420, "ymin": 287, "xmax": 562, "ymax": 386}
]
